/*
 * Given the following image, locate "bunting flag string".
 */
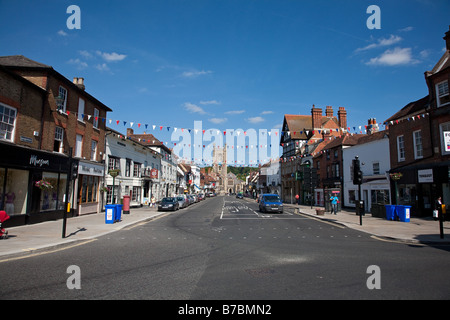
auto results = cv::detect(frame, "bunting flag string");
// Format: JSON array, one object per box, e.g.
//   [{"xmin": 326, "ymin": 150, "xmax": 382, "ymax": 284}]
[{"xmin": 58, "ymin": 109, "xmax": 430, "ymax": 165}]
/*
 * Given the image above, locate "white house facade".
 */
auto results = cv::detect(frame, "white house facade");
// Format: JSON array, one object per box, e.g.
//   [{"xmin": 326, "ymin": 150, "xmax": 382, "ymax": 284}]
[
  {"xmin": 104, "ymin": 128, "xmax": 162, "ymax": 207},
  {"xmin": 342, "ymin": 131, "xmax": 391, "ymax": 213}
]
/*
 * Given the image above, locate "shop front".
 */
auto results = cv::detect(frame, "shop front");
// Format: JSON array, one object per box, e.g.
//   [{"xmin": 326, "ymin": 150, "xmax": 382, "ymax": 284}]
[
  {"xmin": 75, "ymin": 160, "xmax": 104, "ymax": 215},
  {"xmin": 0, "ymin": 142, "xmax": 76, "ymax": 226},
  {"xmin": 390, "ymin": 162, "xmax": 450, "ymax": 217}
]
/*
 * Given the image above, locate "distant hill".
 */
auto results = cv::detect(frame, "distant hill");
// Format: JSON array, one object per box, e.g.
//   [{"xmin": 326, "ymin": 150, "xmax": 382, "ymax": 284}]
[{"xmin": 227, "ymin": 166, "xmax": 259, "ymax": 182}]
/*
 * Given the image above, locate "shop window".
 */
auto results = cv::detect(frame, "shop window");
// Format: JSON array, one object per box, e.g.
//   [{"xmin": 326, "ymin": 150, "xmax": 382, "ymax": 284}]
[
  {"xmin": 39, "ymin": 172, "xmax": 66, "ymax": 212},
  {"xmin": 4, "ymin": 168, "xmax": 28, "ymax": 215},
  {"xmin": 371, "ymin": 189, "xmax": 390, "ymax": 205},
  {"xmin": 78, "ymin": 175, "xmax": 99, "ymax": 204}
]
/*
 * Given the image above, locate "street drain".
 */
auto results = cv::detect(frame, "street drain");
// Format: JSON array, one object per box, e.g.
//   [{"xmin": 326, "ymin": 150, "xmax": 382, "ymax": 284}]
[{"xmin": 245, "ymin": 268, "xmax": 275, "ymax": 277}]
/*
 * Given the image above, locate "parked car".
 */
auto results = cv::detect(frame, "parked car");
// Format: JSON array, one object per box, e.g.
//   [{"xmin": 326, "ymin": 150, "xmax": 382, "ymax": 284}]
[
  {"xmin": 198, "ymin": 193, "xmax": 205, "ymax": 200},
  {"xmin": 259, "ymin": 194, "xmax": 283, "ymax": 213},
  {"xmin": 176, "ymin": 195, "xmax": 188, "ymax": 208},
  {"xmin": 236, "ymin": 193, "xmax": 243, "ymax": 199},
  {"xmin": 187, "ymin": 195, "xmax": 195, "ymax": 205},
  {"xmin": 158, "ymin": 197, "xmax": 179, "ymax": 211}
]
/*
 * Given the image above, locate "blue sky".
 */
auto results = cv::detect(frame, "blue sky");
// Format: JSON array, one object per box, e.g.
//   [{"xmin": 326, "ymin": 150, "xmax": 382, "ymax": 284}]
[{"xmin": 1, "ymin": 0, "xmax": 449, "ymax": 165}]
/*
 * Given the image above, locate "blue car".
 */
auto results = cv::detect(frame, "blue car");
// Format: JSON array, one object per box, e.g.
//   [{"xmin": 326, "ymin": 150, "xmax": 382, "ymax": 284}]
[{"xmin": 259, "ymin": 194, "xmax": 283, "ymax": 213}]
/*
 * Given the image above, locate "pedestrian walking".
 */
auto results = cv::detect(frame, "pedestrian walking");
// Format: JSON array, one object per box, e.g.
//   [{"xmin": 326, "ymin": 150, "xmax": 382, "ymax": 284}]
[
  {"xmin": 150, "ymin": 195, "xmax": 156, "ymax": 208},
  {"xmin": 434, "ymin": 196, "xmax": 442, "ymax": 221},
  {"xmin": 330, "ymin": 194, "xmax": 339, "ymax": 215}
]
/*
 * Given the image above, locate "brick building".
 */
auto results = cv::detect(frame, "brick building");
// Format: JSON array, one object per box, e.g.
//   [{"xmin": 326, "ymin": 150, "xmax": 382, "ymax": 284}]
[
  {"xmin": 279, "ymin": 105, "xmax": 348, "ymax": 203},
  {"xmin": 385, "ymin": 26, "xmax": 450, "ymax": 217},
  {"xmin": 0, "ymin": 55, "xmax": 112, "ymax": 225}
]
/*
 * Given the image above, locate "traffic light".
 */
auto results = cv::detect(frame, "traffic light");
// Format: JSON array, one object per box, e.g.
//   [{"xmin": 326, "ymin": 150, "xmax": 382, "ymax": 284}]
[
  {"xmin": 352, "ymin": 157, "xmax": 363, "ymax": 185},
  {"xmin": 70, "ymin": 161, "xmax": 79, "ymax": 180}
]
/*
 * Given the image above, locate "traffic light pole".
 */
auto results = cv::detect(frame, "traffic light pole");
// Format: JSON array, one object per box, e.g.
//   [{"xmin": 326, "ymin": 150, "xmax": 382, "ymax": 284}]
[
  {"xmin": 62, "ymin": 148, "xmax": 77, "ymax": 238},
  {"xmin": 353, "ymin": 156, "xmax": 363, "ymax": 226},
  {"xmin": 358, "ymin": 183, "xmax": 362, "ymax": 226}
]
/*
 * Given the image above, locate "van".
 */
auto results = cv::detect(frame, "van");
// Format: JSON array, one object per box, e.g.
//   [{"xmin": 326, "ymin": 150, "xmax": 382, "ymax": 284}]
[{"xmin": 259, "ymin": 194, "xmax": 283, "ymax": 213}]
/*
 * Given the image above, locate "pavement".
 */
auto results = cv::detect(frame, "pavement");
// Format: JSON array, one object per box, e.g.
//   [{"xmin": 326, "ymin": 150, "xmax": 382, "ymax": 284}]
[{"xmin": 1, "ymin": 199, "xmax": 449, "ymax": 260}]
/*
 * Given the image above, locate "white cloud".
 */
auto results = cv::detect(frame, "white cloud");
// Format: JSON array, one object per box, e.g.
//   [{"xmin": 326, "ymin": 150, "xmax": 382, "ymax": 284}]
[
  {"xmin": 200, "ymin": 100, "xmax": 220, "ymax": 105},
  {"xmin": 78, "ymin": 50, "xmax": 93, "ymax": 59},
  {"xmin": 247, "ymin": 116, "xmax": 265, "ymax": 123},
  {"xmin": 183, "ymin": 102, "xmax": 206, "ymax": 115},
  {"xmin": 96, "ymin": 51, "xmax": 127, "ymax": 62},
  {"xmin": 366, "ymin": 47, "xmax": 419, "ymax": 66},
  {"xmin": 95, "ymin": 63, "xmax": 111, "ymax": 72},
  {"xmin": 398, "ymin": 26, "xmax": 414, "ymax": 32},
  {"xmin": 261, "ymin": 111, "xmax": 274, "ymax": 115},
  {"xmin": 209, "ymin": 117, "xmax": 227, "ymax": 124},
  {"xmin": 355, "ymin": 35, "xmax": 402, "ymax": 52},
  {"xmin": 225, "ymin": 110, "xmax": 245, "ymax": 115},
  {"xmin": 181, "ymin": 70, "xmax": 212, "ymax": 78},
  {"xmin": 57, "ymin": 30, "xmax": 68, "ymax": 36},
  {"xmin": 68, "ymin": 58, "xmax": 88, "ymax": 69}
]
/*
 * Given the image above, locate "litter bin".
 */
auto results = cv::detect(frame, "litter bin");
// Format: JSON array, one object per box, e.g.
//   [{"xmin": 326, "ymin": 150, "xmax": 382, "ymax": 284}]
[
  {"xmin": 385, "ymin": 205, "xmax": 396, "ymax": 221},
  {"xmin": 115, "ymin": 204, "xmax": 123, "ymax": 222},
  {"xmin": 396, "ymin": 205, "xmax": 411, "ymax": 222},
  {"xmin": 105, "ymin": 204, "xmax": 116, "ymax": 224}
]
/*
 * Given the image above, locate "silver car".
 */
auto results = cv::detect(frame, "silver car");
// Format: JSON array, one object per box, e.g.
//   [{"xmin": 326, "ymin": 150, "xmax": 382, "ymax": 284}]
[{"xmin": 176, "ymin": 195, "xmax": 188, "ymax": 208}]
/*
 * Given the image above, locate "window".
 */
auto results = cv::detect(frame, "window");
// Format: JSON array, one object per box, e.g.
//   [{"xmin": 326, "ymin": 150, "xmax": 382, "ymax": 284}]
[
  {"xmin": 373, "ymin": 162, "xmax": 380, "ymax": 175},
  {"xmin": 133, "ymin": 163, "xmax": 141, "ymax": 177},
  {"xmin": 397, "ymin": 135, "xmax": 405, "ymax": 162},
  {"xmin": 90, "ymin": 140, "xmax": 97, "ymax": 161},
  {"xmin": 75, "ymin": 134, "xmax": 83, "ymax": 158},
  {"xmin": 413, "ymin": 130, "xmax": 423, "ymax": 159},
  {"xmin": 132, "ymin": 186, "xmax": 141, "ymax": 202},
  {"xmin": 54, "ymin": 126, "xmax": 64, "ymax": 152},
  {"xmin": 57, "ymin": 86, "xmax": 67, "ymax": 112},
  {"xmin": 125, "ymin": 159, "xmax": 131, "ymax": 177},
  {"xmin": 436, "ymin": 80, "xmax": 449, "ymax": 108},
  {"xmin": 78, "ymin": 98, "xmax": 85, "ymax": 121},
  {"xmin": 93, "ymin": 108, "xmax": 99, "ymax": 128},
  {"xmin": 78, "ymin": 175, "xmax": 99, "ymax": 204},
  {"xmin": 108, "ymin": 156, "xmax": 120, "ymax": 171},
  {"xmin": 0, "ymin": 103, "xmax": 16, "ymax": 141},
  {"xmin": 440, "ymin": 122, "xmax": 450, "ymax": 156}
]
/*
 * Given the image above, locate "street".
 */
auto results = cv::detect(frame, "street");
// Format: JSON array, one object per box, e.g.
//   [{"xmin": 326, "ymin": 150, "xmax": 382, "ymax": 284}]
[{"xmin": 1, "ymin": 195, "xmax": 450, "ymax": 301}]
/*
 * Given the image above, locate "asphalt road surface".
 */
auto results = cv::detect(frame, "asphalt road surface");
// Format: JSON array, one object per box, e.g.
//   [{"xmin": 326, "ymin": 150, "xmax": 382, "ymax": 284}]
[{"xmin": 1, "ymin": 195, "xmax": 450, "ymax": 301}]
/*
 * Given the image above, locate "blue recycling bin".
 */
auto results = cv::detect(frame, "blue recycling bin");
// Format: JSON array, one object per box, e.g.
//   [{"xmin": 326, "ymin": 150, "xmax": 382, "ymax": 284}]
[
  {"xmin": 105, "ymin": 204, "xmax": 116, "ymax": 224},
  {"xmin": 115, "ymin": 204, "xmax": 123, "ymax": 222},
  {"xmin": 385, "ymin": 205, "xmax": 396, "ymax": 221},
  {"xmin": 396, "ymin": 205, "xmax": 411, "ymax": 222}
]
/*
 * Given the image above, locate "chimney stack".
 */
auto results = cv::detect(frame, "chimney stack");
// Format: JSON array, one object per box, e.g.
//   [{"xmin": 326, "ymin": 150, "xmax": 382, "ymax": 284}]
[
  {"xmin": 127, "ymin": 128, "xmax": 134, "ymax": 137},
  {"xmin": 311, "ymin": 105, "xmax": 322, "ymax": 129},
  {"xmin": 73, "ymin": 77, "xmax": 85, "ymax": 90},
  {"xmin": 325, "ymin": 106, "xmax": 333, "ymax": 117},
  {"xmin": 338, "ymin": 107, "xmax": 347, "ymax": 129},
  {"xmin": 367, "ymin": 118, "xmax": 379, "ymax": 134},
  {"xmin": 444, "ymin": 25, "xmax": 450, "ymax": 51}
]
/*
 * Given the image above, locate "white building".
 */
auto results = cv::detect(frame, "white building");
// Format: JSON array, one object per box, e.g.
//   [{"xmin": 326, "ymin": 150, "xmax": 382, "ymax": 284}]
[
  {"xmin": 342, "ymin": 130, "xmax": 391, "ymax": 213},
  {"xmin": 266, "ymin": 160, "xmax": 281, "ymax": 195},
  {"xmin": 105, "ymin": 128, "xmax": 162, "ymax": 207}
]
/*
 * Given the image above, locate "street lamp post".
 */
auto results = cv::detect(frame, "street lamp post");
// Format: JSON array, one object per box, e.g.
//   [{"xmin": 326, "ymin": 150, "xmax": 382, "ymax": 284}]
[{"xmin": 109, "ymin": 169, "xmax": 120, "ymax": 204}]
